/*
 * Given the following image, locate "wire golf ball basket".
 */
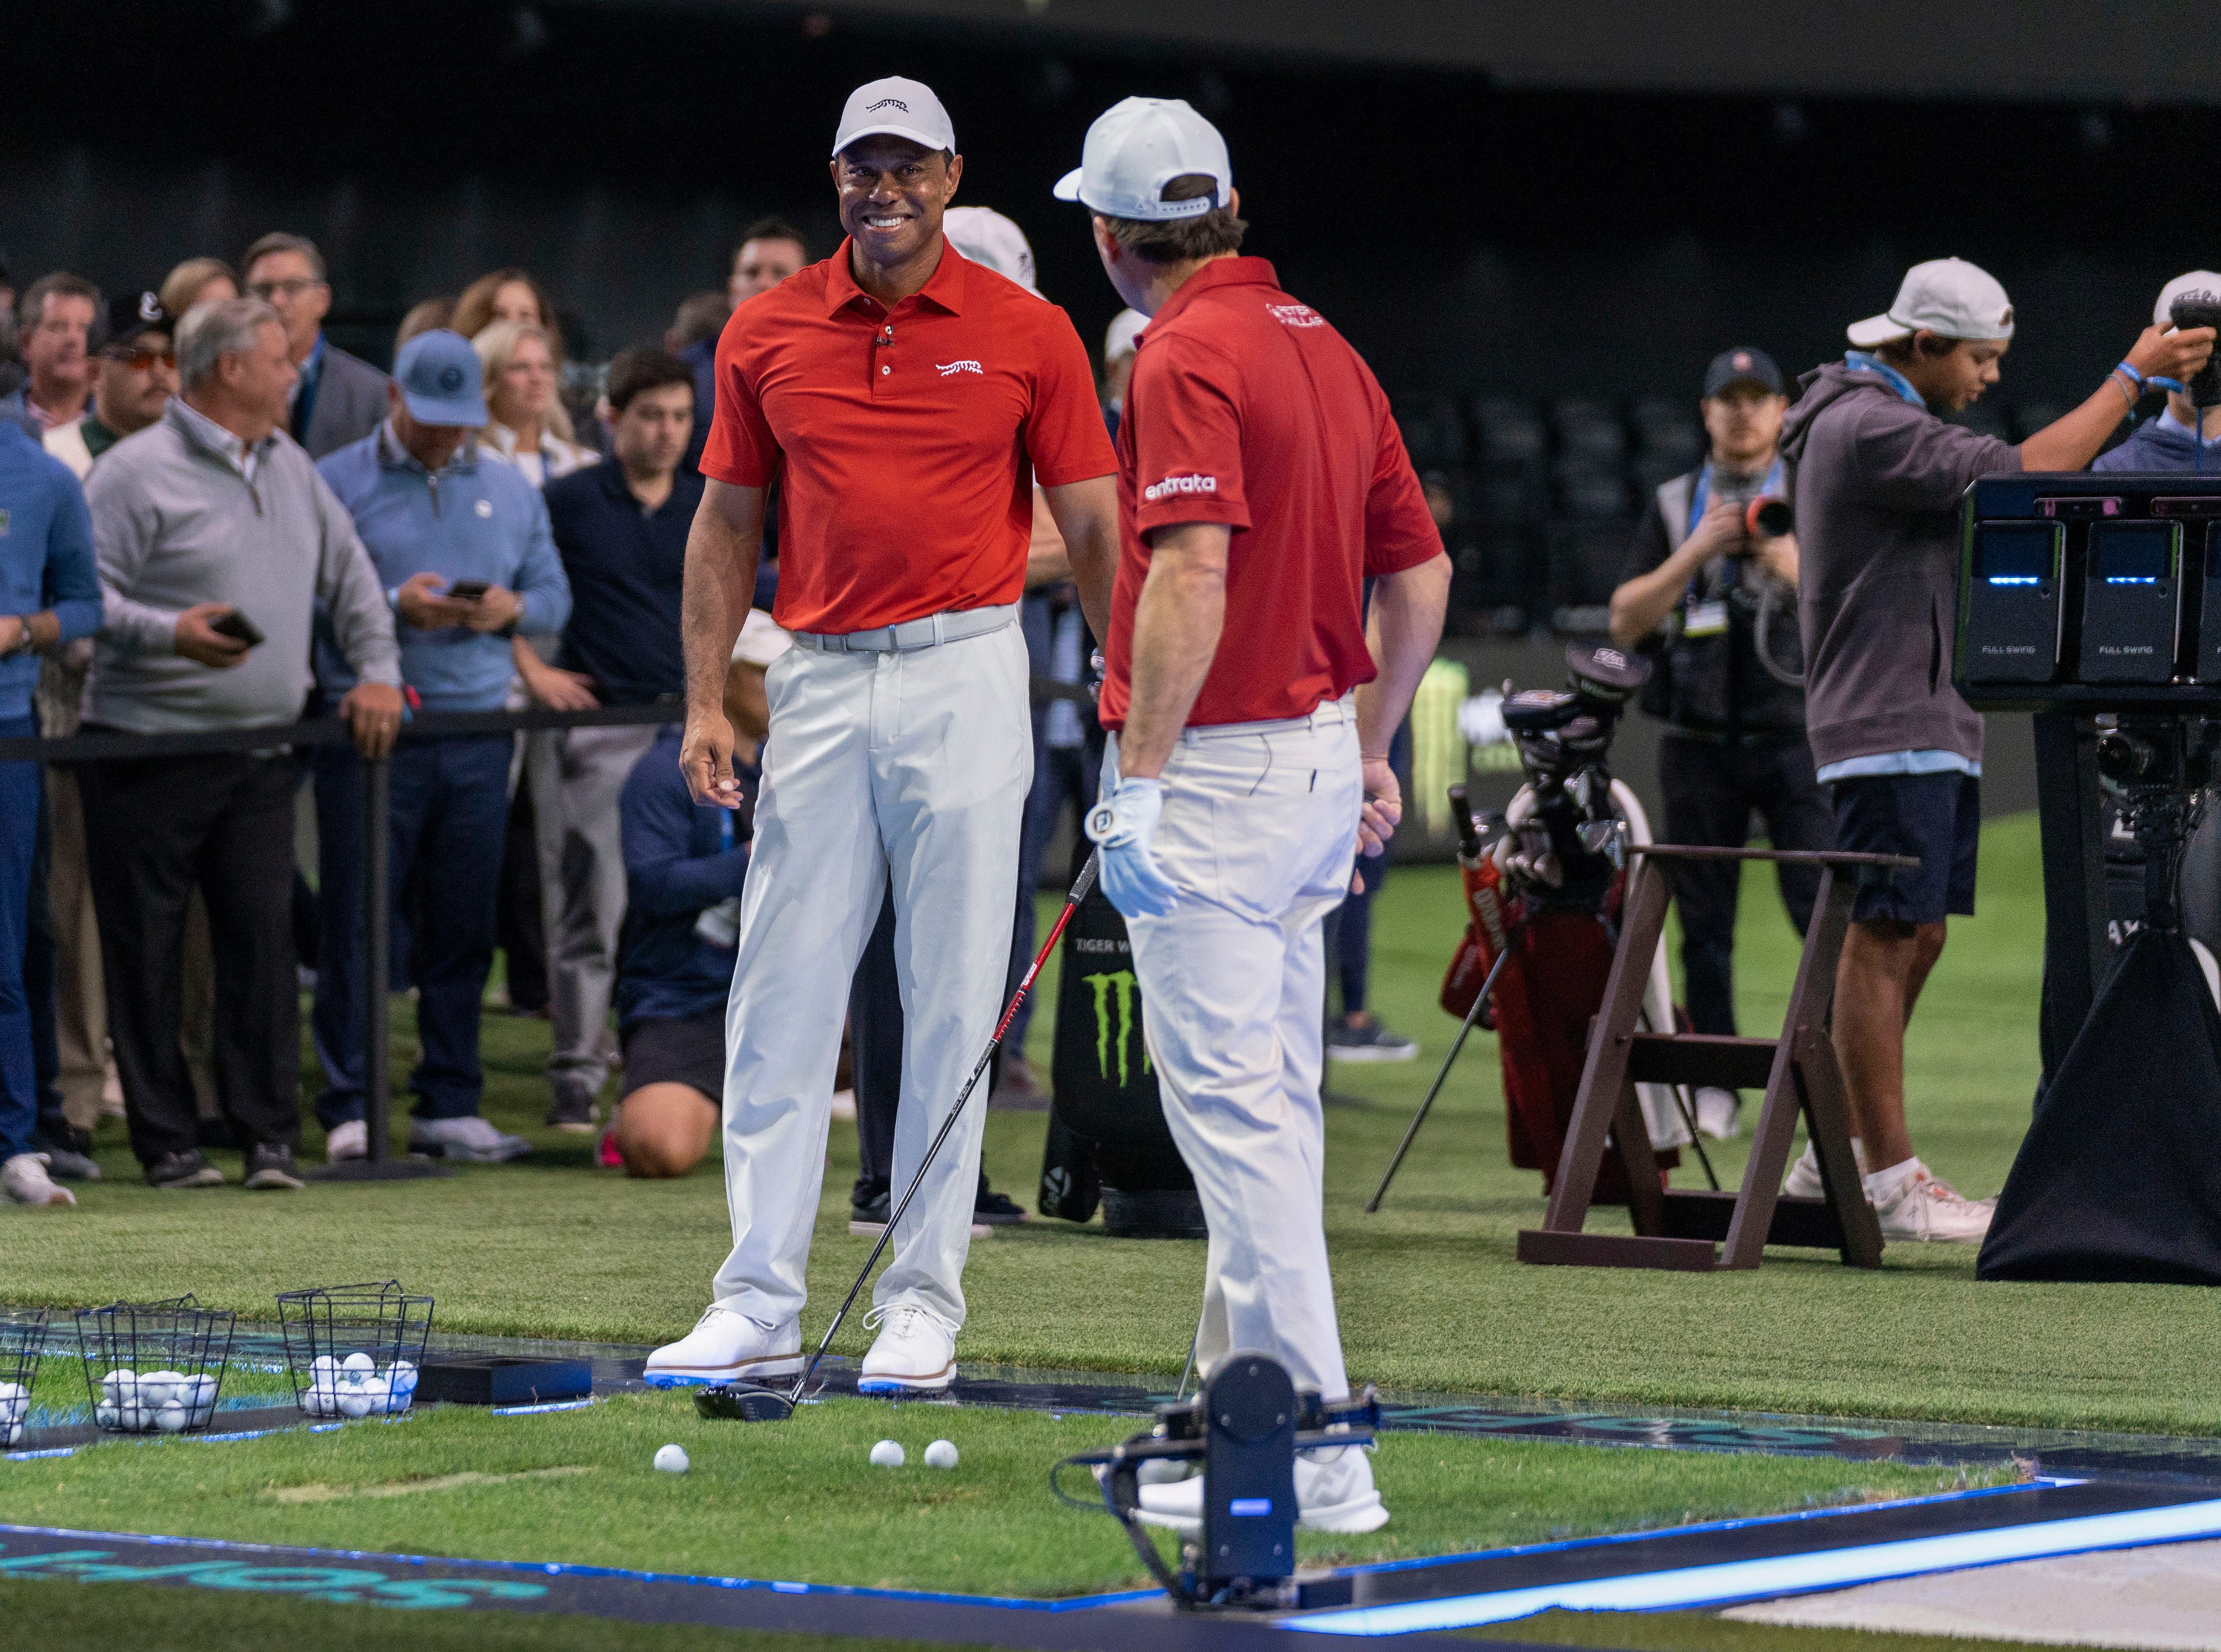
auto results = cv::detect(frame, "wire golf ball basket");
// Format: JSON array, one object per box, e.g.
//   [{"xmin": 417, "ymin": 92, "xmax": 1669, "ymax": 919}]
[
  {"xmin": 75, "ymin": 1297, "xmax": 234, "ymax": 1435},
  {"xmin": 276, "ymin": 1281, "xmax": 433, "ymax": 1418},
  {"xmin": 0, "ymin": 1308, "xmax": 50, "ymax": 1447}
]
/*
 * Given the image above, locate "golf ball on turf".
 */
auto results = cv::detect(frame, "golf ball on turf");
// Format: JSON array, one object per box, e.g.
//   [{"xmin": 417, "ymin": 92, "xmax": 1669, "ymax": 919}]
[
  {"xmin": 869, "ymin": 1439, "xmax": 905, "ymax": 1468},
  {"xmin": 923, "ymin": 1439, "xmax": 958, "ymax": 1470},
  {"xmin": 653, "ymin": 1444, "xmax": 689, "ymax": 1474}
]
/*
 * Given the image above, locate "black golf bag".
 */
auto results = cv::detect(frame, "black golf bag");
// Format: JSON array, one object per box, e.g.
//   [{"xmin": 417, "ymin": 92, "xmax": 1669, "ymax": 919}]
[{"xmin": 1036, "ymin": 882, "xmax": 1208, "ymax": 1239}]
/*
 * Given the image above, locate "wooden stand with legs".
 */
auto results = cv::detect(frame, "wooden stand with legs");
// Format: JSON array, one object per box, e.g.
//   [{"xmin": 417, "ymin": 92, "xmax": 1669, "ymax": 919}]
[{"xmin": 1515, "ymin": 845, "xmax": 1914, "ymax": 1273}]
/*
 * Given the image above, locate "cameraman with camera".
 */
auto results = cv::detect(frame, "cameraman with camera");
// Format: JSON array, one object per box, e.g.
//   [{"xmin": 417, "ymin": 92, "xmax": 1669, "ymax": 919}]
[
  {"xmin": 1777, "ymin": 257, "xmax": 2213, "ymax": 1243},
  {"xmin": 2094, "ymin": 272, "xmax": 2221, "ymax": 473},
  {"xmin": 1610, "ymin": 347, "xmax": 1826, "ymax": 1141}
]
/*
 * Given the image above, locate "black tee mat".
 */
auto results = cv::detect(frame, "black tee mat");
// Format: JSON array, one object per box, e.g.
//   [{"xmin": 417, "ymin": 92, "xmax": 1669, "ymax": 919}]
[{"xmin": 1981, "ymin": 926, "xmax": 2221, "ymax": 1283}]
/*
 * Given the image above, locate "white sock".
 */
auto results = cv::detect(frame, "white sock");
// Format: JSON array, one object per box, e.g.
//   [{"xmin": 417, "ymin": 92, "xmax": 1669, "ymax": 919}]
[
  {"xmin": 1794, "ymin": 1137, "xmax": 1867, "ymax": 1176},
  {"xmin": 1862, "ymin": 1157, "xmax": 1921, "ymax": 1201}
]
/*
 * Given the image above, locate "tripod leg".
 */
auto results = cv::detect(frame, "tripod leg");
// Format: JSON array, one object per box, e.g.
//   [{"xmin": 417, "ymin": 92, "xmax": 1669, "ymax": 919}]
[{"xmin": 1365, "ymin": 938, "xmax": 1517, "ymax": 1213}]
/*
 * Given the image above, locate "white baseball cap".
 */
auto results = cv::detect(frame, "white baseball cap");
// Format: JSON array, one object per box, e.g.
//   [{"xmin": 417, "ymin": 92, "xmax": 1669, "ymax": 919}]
[
  {"xmin": 1053, "ymin": 97, "xmax": 1231, "ymax": 222},
  {"xmin": 831, "ymin": 77, "xmax": 955, "ymax": 158},
  {"xmin": 942, "ymin": 207, "xmax": 1036, "ymax": 292},
  {"xmin": 1846, "ymin": 258, "xmax": 2016, "ymax": 348},
  {"xmin": 1104, "ymin": 308, "xmax": 1146, "ymax": 361},
  {"xmin": 2156, "ymin": 271, "xmax": 2221, "ymax": 327}
]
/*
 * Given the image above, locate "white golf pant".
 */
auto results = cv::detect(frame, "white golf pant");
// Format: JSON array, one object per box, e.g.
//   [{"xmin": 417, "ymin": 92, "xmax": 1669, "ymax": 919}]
[
  {"xmin": 1116, "ymin": 697, "xmax": 1363, "ymax": 1402},
  {"xmin": 710, "ymin": 617, "xmax": 1031, "ymax": 1331}
]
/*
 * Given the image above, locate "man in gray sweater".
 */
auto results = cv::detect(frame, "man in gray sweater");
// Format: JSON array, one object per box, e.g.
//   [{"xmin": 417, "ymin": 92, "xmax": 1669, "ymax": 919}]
[
  {"xmin": 81, "ymin": 295, "xmax": 404, "ymax": 1191},
  {"xmin": 1778, "ymin": 258, "xmax": 2212, "ymax": 1242}
]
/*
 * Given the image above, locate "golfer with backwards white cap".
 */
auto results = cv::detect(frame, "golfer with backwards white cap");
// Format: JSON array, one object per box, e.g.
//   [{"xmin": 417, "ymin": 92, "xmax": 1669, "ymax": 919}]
[
  {"xmin": 1056, "ymin": 98, "xmax": 1450, "ymax": 1532},
  {"xmin": 649, "ymin": 78, "xmax": 1120, "ymax": 1392},
  {"xmin": 1775, "ymin": 257, "xmax": 2213, "ymax": 1243}
]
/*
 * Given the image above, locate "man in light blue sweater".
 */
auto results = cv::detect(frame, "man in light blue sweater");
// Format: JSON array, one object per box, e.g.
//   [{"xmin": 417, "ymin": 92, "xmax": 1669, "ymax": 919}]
[{"xmin": 313, "ymin": 330, "xmax": 571, "ymax": 1164}]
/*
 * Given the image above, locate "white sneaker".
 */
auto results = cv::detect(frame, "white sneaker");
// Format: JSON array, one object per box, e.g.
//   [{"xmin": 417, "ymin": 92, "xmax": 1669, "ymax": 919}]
[
  {"xmin": 408, "ymin": 1115, "xmax": 531, "ymax": 1162},
  {"xmin": 644, "ymin": 1306, "xmax": 803, "ymax": 1387},
  {"xmin": 1870, "ymin": 1162, "xmax": 1994, "ymax": 1244},
  {"xmin": 858, "ymin": 1302, "xmax": 957, "ymax": 1393},
  {"xmin": 1693, "ymin": 1086, "xmax": 1740, "ymax": 1140},
  {"xmin": 3, "ymin": 1153, "xmax": 77, "ymax": 1208},
  {"xmin": 325, "ymin": 1120, "xmax": 367, "ymax": 1163},
  {"xmin": 1783, "ymin": 1137, "xmax": 1869, "ymax": 1199},
  {"xmin": 1135, "ymin": 1446, "xmax": 1388, "ymax": 1534}
]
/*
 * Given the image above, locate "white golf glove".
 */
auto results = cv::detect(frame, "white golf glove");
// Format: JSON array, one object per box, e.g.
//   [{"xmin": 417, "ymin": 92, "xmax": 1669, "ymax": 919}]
[{"xmin": 1085, "ymin": 777, "xmax": 1180, "ymax": 918}]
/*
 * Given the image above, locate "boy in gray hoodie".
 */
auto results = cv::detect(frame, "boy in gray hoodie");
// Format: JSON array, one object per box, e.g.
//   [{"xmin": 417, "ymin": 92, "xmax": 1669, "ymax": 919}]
[{"xmin": 1777, "ymin": 257, "xmax": 2211, "ymax": 1242}]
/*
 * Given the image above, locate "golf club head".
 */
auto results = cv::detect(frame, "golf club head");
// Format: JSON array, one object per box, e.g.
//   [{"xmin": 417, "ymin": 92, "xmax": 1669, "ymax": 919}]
[{"xmin": 694, "ymin": 1382, "xmax": 796, "ymax": 1422}]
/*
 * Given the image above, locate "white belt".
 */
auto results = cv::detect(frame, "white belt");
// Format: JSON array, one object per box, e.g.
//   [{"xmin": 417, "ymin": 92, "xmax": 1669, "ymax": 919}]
[
  {"xmin": 791, "ymin": 604, "xmax": 1016, "ymax": 654},
  {"xmin": 1178, "ymin": 691, "xmax": 1357, "ymax": 745}
]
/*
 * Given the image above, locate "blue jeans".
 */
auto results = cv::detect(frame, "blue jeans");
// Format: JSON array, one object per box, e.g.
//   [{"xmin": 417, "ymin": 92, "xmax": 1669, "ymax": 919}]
[
  {"xmin": 312, "ymin": 734, "xmax": 512, "ymax": 1125},
  {"xmin": 1006, "ymin": 740, "xmax": 1101, "ymax": 1050},
  {"xmin": 0, "ymin": 715, "xmax": 39, "ymax": 1161}
]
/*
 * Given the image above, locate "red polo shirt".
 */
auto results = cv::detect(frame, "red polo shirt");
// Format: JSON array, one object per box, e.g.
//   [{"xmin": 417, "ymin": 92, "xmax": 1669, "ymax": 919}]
[
  {"xmin": 701, "ymin": 240, "xmax": 1116, "ymax": 635},
  {"xmin": 1099, "ymin": 258, "xmax": 1442, "ymax": 731}
]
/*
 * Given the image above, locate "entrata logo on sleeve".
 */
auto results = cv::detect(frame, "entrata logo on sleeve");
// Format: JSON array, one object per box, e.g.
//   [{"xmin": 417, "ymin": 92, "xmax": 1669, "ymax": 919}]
[{"xmin": 1143, "ymin": 472, "xmax": 1219, "ymax": 503}]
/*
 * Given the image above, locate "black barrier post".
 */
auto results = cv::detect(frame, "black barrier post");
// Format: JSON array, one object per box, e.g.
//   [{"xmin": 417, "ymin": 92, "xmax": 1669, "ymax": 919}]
[{"xmin": 313, "ymin": 748, "xmax": 448, "ymax": 1184}]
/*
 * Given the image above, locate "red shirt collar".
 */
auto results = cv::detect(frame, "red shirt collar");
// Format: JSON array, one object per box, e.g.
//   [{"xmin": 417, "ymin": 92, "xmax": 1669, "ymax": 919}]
[
  {"xmin": 1139, "ymin": 255, "xmax": 1278, "ymax": 335},
  {"xmin": 822, "ymin": 237, "xmax": 970, "ymax": 319}
]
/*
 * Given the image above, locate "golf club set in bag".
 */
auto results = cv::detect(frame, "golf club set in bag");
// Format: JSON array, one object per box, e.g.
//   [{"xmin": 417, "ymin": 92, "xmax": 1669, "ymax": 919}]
[{"xmin": 1372, "ymin": 641, "xmax": 1712, "ymax": 1213}]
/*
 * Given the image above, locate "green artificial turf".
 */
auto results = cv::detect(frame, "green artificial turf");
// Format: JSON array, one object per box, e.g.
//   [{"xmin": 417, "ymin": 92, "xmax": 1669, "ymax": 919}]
[
  {"xmin": 8, "ymin": 813, "xmax": 2220, "ymax": 1436},
  {"xmin": 1469, "ymin": 1610, "xmax": 2072, "ymax": 1652},
  {"xmin": 0, "ymin": 1390, "xmax": 1988, "ymax": 1598},
  {"xmin": 0, "ymin": 1575, "xmax": 972, "ymax": 1652}
]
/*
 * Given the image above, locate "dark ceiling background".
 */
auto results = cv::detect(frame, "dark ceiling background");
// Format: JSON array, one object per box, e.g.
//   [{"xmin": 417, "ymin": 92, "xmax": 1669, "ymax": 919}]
[{"xmin": 9, "ymin": 1, "xmax": 2221, "ymax": 408}]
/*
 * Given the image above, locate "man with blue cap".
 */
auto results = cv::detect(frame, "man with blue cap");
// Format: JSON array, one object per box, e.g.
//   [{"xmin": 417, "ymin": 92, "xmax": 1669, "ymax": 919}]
[{"xmin": 313, "ymin": 329, "xmax": 572, "ymax": 1165}]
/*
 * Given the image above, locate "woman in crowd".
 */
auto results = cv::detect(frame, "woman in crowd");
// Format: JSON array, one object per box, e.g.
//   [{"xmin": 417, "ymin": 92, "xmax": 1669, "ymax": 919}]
[
  {"xmin": 158, "ymin": 258, "xmax": 237, "ymax": 319},
  {"xmin": 395, "ymin": 295, "xmax": 455, "ymax": 351},
  {"xmin": 472, "ymin": 319, "xmax": 596, "ymax": 486}
]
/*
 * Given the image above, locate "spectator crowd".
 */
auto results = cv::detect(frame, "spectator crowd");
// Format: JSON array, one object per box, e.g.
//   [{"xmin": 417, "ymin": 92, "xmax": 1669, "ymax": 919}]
[{"xmin": 0, "ymin": 218, "xmax": 1175, "ymax": 1210}]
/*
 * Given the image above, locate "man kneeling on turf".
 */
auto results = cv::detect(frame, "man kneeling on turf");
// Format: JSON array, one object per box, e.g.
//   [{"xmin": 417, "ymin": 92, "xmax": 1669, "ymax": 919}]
[
  {"xmin": 1057, "ymin": 99, "xmax": 1450, "ymax": 1532},
  {"xmin": 610, "ymin": 618, "xmax": 786, "ymax": 1177}
]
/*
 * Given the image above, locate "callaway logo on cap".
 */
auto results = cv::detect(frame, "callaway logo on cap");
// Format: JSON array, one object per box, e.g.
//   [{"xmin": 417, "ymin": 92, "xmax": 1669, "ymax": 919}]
[
  {"xmin": 1053, "ymin": 97, "xmax": 1232, "ymax": 223},
  {"xmin": 832, "ymin": 77, "xmax": 955, "ymax": 158},
  {"xmin": 1847, "ymin": 258, "xmax": 2015, "ymax": 347}
]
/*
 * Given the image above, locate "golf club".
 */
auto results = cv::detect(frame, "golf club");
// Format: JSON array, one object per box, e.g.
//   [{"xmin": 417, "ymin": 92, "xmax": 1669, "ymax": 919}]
[{"xmin": 697, "ymin": 849, "xmax": 1102, "ymax": 1423}]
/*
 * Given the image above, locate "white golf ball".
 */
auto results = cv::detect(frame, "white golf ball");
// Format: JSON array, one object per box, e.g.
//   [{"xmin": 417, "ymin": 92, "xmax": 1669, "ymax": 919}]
[
  {"xmin": 190, "ymin": 1374, "xmax": 219, "ymax": 1406},
  {"xmin": 923, "ymin": 1439, "xmax": 958, "ymax": 1470},
  {"xmin": 101, "ymin": 1369, "xmax": 133, "ymax": 1402},
  {"xmin": 153, "ymin": 1402, "xmax": 188, "ymax": 1434},
  {"xmin": 94, "ymin": 1403, "xmax": 118, "ymax": 1428},
  {"xmin": 190, "ymin": 1404, "xmax": 216, "ymax": 1428},
  {"xmin": 117, "ymin": 1404, "xmax": 145, "ymax": 1432},
  {"xmin": 3, "ymin": 1421, "xmax": 19, "ymax": 1447},
  {"xmin": 0, "ymin": 1380, "xmax": 26, "ymax": 1403},
  {"xmin": 140, "ymin": 1371, "xmax": 183, "ymax": 1408},
  {"xmin": 337, "ymin": 1389, "xmax": 373, "ymax": 1419},
  {"xmin": 652, "ymin": 1444, "xmax": 689, "ymax": 1474},
  {"xmin": 868, "ymin": 1439, "xmax": 905, "ymax": 1468},
  {"xmin": 341, "ymin": 1352, "xmax": 375, "ymax": 1377},
  {"xmin": 310, "ymin": 1355, "xmax": 337, "ymax": 1383}
]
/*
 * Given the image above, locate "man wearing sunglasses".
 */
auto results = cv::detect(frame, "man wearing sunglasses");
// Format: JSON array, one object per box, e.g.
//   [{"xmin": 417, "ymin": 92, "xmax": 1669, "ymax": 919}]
[{"xmin": 44, "ymin": 291, "xmax": 178, "ymax": 483}]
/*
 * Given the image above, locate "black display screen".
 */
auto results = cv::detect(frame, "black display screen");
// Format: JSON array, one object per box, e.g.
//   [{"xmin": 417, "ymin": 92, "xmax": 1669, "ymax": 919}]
[
  {"xmin": 2090, "ymin": 521, "xmax": 2177, "ymax": 585},
  {"xmin": 1975, "ymin": 522, "xmax": 2058, "ymax": 587}
]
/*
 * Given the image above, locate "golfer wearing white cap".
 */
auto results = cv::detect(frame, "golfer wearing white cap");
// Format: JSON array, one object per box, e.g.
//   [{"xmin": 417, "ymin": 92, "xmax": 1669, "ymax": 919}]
[
  {"xmin": 1776, "ymin": 258, "xmax": 2212, "ymax": 1243},
  {"xmin": 650, "ymin": 77, "xmax": 1120, "ymax": 1394},
  {"xmin": 2096, "ymin": 271, "xmax": 2221, "ymax": 473},
  {"xmin": 1058, "ymin": 97, "xmax": 1450, "ymax": 1532}
]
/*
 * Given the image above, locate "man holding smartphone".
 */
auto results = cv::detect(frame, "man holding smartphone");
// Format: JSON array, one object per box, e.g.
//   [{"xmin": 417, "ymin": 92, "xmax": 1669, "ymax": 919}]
[{"xmin": 313, "ymin": 329, "xmax": 572, "ymax": 1165}]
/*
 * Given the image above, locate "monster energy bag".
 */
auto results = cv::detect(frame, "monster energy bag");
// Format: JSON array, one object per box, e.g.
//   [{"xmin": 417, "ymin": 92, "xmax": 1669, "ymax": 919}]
[{"xmin": 1037, "ymin": 882, "xmax": 1205, "ymax": 1238}]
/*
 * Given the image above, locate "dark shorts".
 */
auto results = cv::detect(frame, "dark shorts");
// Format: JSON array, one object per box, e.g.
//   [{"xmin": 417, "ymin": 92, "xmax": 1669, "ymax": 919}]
[
  {"xmin": 620, "ymin": 1008, "xmax": 724, "ymax": 1104},
  {"xmin": 1829, "ymin": 770, "xmax": 1980, "ymax": 925}
]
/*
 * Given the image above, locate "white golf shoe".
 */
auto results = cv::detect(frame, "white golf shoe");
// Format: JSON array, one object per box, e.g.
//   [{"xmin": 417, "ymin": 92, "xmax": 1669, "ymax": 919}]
[
  {"xmin": 1135, "ymin": 1445, "xmax": 1388, "ymax": 1535},
  {"xmin": 325, "ymin": 1120, "xmax": 367, "ymax": 1163},
  {"xmin": 408, "ymin": 1115, "xmax": 531, "ymax": 1162},
  {"xmin": 857, "ymin": 1302, "xmax": 957, "ymax": 1393},
  {"xmin": 1870, "ymin": 1162, "xmax": 1995, "ymax": 1244},
  {"xmin": 1692, "ymin": 1086, "xmax": 1740, "ymax": 1140},
  {"xmin": 2, "ymin": 1153, "xmax": 76, "ymax": 1208},
  {"xmin": 645, "ymin": 1306, "xmax": 803, "ymax": 1387}
]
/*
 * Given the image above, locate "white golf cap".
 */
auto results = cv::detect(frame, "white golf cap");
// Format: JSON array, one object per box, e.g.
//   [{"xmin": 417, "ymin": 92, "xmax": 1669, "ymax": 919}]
[
  {"xmin": 1104, "ymin": 308, "xmax": 1146, "ymax": 361},
  {"xmin": 831, "ymin": 76, "xmax": 955, "ymax": 158},
  {"xmin": 1847, "ymin": 258, "xmax": 2015, "ymax": 348},
  {"xmin": 942, "ymin": 206, "xmax": 1036, "ymax": 291},
  {"xmin": 1053, "ymin": 97, "xmax": 1230, "ymax": 221},
  {"xmin": 2156, "ymin": 270, "xmax": 2221, "ymax": 327}
]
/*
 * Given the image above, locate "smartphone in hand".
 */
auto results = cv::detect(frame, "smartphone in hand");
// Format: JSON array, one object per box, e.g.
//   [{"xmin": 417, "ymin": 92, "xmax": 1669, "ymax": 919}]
[
  {"xmin": 209, "ymin": 611, "xmax": 266, "ymax": 648},
  {"xmin": 447, "ymin": 579, "xmax": 491, "ymax": 603}
]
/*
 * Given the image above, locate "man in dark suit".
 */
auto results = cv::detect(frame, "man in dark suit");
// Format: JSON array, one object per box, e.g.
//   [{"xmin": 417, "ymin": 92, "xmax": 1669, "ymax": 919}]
[{"xmin": 241, "ymin": 233, "xmax": 388, "ymax": 459}]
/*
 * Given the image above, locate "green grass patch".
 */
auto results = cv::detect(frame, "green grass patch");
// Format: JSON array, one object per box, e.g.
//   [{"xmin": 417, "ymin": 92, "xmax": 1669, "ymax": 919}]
[
  {"xmin": 0, "ymin": 1391, "xmax": 1988, "ymax": 1597},
  {"xmin": 1468, "ymin": 1609, "xmax": 2072, "ymax": 1652},
  {"xmin": 9, "ymin": 813, "xmax": 2220, "ymax": 1435}
]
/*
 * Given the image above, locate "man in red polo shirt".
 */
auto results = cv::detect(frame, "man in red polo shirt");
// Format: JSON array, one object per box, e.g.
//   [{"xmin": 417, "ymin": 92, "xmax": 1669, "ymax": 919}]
[
  {"xmin": 649, "ymin": 77, "xmax": 1119, "ymax": 1393},
  {"xmin": 1057, "ymin": 97, "xmax": 1450, "ymax": 1531}
]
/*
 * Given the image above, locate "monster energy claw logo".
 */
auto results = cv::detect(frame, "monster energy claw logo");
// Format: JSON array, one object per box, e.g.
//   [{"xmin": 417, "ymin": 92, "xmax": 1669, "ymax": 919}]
[{"xmin": 1084, "ymin": 971, "xmax": 1151, "ymax": 1086}]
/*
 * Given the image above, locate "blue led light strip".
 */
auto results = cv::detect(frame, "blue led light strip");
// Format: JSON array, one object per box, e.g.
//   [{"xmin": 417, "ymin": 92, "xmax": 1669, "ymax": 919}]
[{"xmin": 1283, "ymin": 1497, "xmax": 2221, "ymax": 1636}]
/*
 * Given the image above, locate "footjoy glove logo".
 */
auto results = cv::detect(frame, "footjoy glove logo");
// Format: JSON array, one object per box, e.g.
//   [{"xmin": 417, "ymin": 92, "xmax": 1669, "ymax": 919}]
[
  {"xmin": 935, "ymin": 360, "xmax": 983, "ymax": 376},
  {"xmin": 1085, "ymin": 970, "xmax": 1151, "ymax": 1086},
  {"xmin": 1142, "ymin": 473, "xmax": 1218, "ymax": 503}
]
